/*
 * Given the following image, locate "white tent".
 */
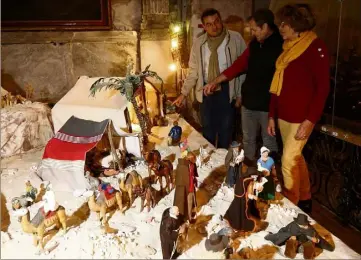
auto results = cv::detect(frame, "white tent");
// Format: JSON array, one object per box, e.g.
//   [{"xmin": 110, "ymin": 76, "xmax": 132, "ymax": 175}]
[{"xmin": 52, "ymin": 75, "xmax": 142, "ymax": 157}]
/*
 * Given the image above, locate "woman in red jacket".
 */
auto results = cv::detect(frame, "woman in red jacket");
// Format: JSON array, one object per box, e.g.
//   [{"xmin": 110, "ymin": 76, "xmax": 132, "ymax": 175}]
[{"xmin": 267, "ymin": 4, "xmax": 330, "ymax": 213}]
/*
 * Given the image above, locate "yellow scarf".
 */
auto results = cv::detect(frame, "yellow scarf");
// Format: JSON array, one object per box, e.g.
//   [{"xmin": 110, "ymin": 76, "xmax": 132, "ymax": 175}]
[{"xmin": 270, "ymin": 31, "xmax": 317, "ymax": 96}]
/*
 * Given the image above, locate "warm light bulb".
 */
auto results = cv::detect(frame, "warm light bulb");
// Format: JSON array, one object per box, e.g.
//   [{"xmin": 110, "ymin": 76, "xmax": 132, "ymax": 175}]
[
  {"xmin": 171, "ymin": 39, "xmax": 178, "ymax": 48},
  {"xmin": 173, "ymin": 25, "xmax": 181, "ymax": 33},
  {"xmin": 169, "ymin": 63, "xmax": 177, "ymax": 71}
]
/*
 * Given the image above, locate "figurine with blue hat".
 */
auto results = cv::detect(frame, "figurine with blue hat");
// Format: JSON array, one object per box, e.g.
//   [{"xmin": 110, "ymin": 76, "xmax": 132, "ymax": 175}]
[{"xmin": 224, "ymin": 141, "xmax": 244, "ymax": 187}]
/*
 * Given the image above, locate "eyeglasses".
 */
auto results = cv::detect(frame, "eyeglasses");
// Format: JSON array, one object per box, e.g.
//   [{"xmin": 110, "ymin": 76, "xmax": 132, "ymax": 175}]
[{"xmin": 279, "ymin": 22, "xmax": 288, "ymax": 28}]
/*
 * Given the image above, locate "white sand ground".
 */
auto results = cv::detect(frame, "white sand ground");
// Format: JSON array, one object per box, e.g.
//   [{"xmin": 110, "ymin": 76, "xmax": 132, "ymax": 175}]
[{"xmin": 1, "ymin": 117, "xmax": 360, "ymax": 259}]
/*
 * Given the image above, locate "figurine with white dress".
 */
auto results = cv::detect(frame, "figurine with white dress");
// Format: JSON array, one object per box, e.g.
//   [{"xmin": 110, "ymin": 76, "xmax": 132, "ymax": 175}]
[{"xmin": 42, "ymin": 185, "xmax": 59, "ymax": 213}]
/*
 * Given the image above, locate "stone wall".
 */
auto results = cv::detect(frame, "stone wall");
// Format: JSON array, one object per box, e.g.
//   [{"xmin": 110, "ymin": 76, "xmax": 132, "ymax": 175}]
[
  {"xmin": 192, "ymin": 0, "xmax": 252, "ymax": 20},
  {"xmin": 1, "ymin": 31, "xmax": 138, "ymax": 102},
  {"xmin": 140, "ymin": 0, "xmax": 176, "ymax": 95},
  {"xmin": 1, "ymin": 0, "xmax": 142, "ymax": 103},
  {"xmin": 190, "ymin": 0, "xmax": 252, "ymax": 41},
  {"xmin": 112, "ymin": 0, "xmax": 142, "ymax": 31}
]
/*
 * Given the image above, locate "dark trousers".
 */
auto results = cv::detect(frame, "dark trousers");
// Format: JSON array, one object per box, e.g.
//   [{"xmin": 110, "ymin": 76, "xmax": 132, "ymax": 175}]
[
  {"xmin": 161, "ymin": 239, "xmax": 176, "ymax": 259},
  {"xmin": 241, "ymin": 106, "xmax": 278, "ymax": 161},
  {"xmin": 232, "ymin": 106, "xmax": 242, "ymax": 142},
  {"xmin": 226, "ymin": 165, "xmax": 240, "ymax": 187},
  {"xmin": 200, "ymin": 82, "xmax": 234, "ymax": 149}
]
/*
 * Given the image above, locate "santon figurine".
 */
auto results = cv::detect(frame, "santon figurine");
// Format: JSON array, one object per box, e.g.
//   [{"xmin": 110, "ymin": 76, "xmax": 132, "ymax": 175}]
[
  {"xmin": 173, "ymin": 152, "xmax": 198, "ymax": 222},
  {"xmin": 224, "ymin": 141, "xmax": 244, "ymax": 187},
  {"xmin": 168, "ymin": 120, "xmax": 182, "ymax": 146},
  {"xmin": 159, "ymin": 206, "xmax": 186, "ymax": 259},
  {"xmin": 257, "ymin": 146, "xmax": 278, "ymax": 201},
  {"xmin": 224, "ymin": 166, "xmax": 268, "ymax": 233},
  {"xmin": 179, "ymin": 139, "xmax": 190, "ymax": 158},
  {"xmin": 88, "ymin": 182, "xmax": 124, "ymax": 225},
  {"xmin": 265, "ymin": 213, "xmax": 334, "ymax": 259},
  {"xmin": 12, "ymin": 184, "xmax": 67, "ymax": 253},
  {"xmin": 25, "ymin": 180, "xmax": 38, "ymax": 201}
]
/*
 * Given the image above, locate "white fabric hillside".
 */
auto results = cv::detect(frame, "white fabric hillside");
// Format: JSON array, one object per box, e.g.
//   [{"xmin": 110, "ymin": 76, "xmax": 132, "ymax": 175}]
[
  {"xmin": 1, "ymin": 102, "xmax": 54, "ymax": 158},
  {"xmin": 1, "ymin": 116, "xmax": 360, "ymax": 259}
]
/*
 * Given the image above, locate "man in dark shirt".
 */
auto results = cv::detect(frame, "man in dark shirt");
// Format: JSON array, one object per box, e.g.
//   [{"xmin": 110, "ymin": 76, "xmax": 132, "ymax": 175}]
[{"xmin": 203, "ymin": 9, "xmax": 283, "ymax": 162}]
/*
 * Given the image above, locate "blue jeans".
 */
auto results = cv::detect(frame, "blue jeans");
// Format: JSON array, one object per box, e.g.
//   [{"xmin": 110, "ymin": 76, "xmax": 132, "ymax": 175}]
[
  {"xmin": 200, "ymin": 82, "xmax": 234, "ymax": 149},
  {"xmin": 241, "ymin": 106, "xmax": 278, "ymax": 161}
]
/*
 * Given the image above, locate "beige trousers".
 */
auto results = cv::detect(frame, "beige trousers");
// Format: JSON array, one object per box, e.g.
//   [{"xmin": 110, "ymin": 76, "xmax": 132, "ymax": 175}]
[
  {"xmin": 278, "ymin": 119, "xmax": 311, "ymax": 204},
  {"xmin": 187, "ymin": 192, "xmax": 195, "ymax": 220}
]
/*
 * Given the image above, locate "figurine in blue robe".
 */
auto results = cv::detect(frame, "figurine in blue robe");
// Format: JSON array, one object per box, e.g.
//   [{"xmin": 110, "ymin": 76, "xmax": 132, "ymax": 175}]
[{"xmin": 168, "ymin": 121, "xmax": 182, "ymax": 146}]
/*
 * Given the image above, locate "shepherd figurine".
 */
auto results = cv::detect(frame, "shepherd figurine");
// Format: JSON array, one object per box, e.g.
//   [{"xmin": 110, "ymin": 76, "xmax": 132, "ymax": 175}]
[
  {"xmin": 168, "ymin": 120, "xmax": 182, "ymax": 146},
  {"xmin": 173, "ymin": 152, "xmax": 198, "ymax": 223},
  {"xmin": 224, "ymin": 141, "xmax": 244, "ymax": 188},
  {"xmin": 257, "ymin": 146, "xmax": 278, "ymax": 201}
]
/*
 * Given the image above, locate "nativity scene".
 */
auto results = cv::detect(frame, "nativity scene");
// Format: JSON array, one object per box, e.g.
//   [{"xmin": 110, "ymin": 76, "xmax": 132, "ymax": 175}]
[{"xmin": 1, "ymin": 0, "xmax": 361, "ymax": 259}]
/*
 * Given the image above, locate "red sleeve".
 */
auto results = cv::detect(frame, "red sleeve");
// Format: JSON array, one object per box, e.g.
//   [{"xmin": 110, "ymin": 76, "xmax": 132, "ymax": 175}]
[
  {"xmin": 306, "ymin": 40, "xmax": 330, "ymax": 124},
  {"xmin": 268, "ymin": 94, "xmax": 277, "ymax": 118},
  {"xmin": 223, "ymin": 46, "xmax": 250, "ymax": 80}
]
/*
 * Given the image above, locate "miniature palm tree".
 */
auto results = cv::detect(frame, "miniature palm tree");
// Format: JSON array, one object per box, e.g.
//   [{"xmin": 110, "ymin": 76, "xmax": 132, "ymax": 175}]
[{"xmin": 89, "ymin": 64, "xmax": 163, "ymax": 145}]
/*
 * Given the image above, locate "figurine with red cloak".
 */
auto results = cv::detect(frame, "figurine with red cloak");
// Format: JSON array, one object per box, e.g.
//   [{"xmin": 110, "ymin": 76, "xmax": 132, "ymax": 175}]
[{"xmin": 173, "ymin": 152, "xmax": 198, "ymax": 222}]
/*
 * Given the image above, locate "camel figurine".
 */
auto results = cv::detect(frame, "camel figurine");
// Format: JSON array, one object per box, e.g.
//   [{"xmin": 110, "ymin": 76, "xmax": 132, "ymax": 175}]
[
  {"xmin": 119, "ymin": 171, "xmax": 144, "ymax": 208},
  {"xmin": 13, "ymin": 206, "xmax": 67, "ymax": 253},
  {"xmin": 12, "ymin": 188, "xmax": 67, "ymax": 253},
  {"xmin": 153, "ymin": 159, "xmax": 174, "ymax": 193},
  {"xmin": 87, "ymin": 183, "xmax": 124, "ymax": 225},
  {"xmin": 119, "ymin": 171, "xmax": 156, "ymax": 212}
]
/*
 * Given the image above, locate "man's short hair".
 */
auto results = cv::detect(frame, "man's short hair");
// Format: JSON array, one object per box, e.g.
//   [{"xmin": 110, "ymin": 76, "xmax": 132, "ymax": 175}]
[
  {"xmin": 251, "ymin": 8, "xmax": 278, "ymax": 31},
  {"xmin": 201, "ymin": 8, "xmax": 221, "ymax": 24}
]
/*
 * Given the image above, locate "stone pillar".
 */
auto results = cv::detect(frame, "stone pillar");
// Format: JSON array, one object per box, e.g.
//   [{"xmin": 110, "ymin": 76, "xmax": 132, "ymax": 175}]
[{"xmin": 140, "ymin": 0, "xmax": 175, "ymax": 95}]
